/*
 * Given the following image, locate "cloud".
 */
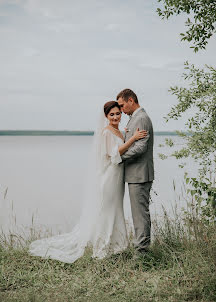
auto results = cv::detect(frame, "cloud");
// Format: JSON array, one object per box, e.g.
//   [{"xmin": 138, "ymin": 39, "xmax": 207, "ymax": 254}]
[
  {"xmin": 22, "ymin": 47, "xmax": 40, "ymax": 57},
  {"xmin": 103, "ymin": 49, "xmax": 136, "ymax": 61},
  {"xmin": 0, "ymin": 0, "xmax": 216, "ymax": 131},
  {"xmin": 105, "ymin": 23, "xmax": 121, "ymax": 31},
  {"xmin": 46, "ymin": 22, "xmax": 82, "ymax": 33},
  {"xmin": 139, "ymin": 60, "xmax": 184, "ymax": 71},
  {"xmin": 23, "ymin": 0, "xmax": 61, "ymax": 19}
]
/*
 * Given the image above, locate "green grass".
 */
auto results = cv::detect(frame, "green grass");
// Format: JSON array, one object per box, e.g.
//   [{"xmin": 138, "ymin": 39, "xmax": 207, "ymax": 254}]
[{"xmin": 0, "ymin": 214, "xmax": 215, "ymax": 302}]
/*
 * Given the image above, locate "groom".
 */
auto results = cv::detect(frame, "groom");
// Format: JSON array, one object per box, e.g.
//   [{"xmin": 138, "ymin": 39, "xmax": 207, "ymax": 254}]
[{"xmin": 117, "ymin": 89, "xmax": 154, "ymax": 254}]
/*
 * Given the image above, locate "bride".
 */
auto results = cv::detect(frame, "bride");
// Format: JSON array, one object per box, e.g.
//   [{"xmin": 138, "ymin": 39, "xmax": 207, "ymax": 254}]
[{"xmin": 29, "ymin": 101, "xmax": 147, "ymax": 263}]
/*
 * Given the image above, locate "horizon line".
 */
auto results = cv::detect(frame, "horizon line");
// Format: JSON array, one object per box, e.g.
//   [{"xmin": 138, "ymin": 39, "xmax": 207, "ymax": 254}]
[
  {"xmin": 0, "ymin": 130, "xmax": 184, "ymax": 136},
  {"xmin": 0, "ymin": 129, "xmax": 182, "ymax": 132}
]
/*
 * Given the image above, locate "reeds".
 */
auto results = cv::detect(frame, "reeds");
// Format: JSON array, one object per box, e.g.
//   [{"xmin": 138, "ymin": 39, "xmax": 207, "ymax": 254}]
[{"xmin": 0, "ymin": 201, "xmax": 215, "ymax": 302}]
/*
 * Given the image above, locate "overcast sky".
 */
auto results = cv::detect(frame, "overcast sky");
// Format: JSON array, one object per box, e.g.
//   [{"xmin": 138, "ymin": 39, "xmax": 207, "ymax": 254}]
[{"xmin": 1, "ymin": 0, "xmax": 215, "ymax": 131}]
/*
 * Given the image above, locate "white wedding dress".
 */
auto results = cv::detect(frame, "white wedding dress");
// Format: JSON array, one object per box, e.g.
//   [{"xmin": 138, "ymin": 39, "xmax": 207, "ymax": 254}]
[{"xmin": 29, "ymin": 124, "xmax": 129, "ymax": 263}]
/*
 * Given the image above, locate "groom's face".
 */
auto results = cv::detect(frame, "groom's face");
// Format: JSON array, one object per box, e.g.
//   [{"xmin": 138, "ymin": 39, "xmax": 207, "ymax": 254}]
[{"xmin": 118, "ymin": 97, "xmax": 132, "ymax": 115}]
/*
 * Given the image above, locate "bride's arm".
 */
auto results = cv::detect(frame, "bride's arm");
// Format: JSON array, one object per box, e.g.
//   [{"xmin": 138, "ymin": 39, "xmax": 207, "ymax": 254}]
[{"xmin": 118, "ymin": 129, "xmax": 147, "ymax": 156}]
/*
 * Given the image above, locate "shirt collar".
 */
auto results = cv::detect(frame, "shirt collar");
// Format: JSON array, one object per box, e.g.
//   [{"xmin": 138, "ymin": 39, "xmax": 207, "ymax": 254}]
[{"xmin": 131, "ymin": 107, "xmax": 143, "ymax": 118}]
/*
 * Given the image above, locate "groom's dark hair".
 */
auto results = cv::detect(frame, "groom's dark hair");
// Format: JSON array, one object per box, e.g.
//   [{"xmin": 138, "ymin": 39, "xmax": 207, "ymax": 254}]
[{"xmin": 116, "ymin": 89, "xmax": 138, "ymax": 104}]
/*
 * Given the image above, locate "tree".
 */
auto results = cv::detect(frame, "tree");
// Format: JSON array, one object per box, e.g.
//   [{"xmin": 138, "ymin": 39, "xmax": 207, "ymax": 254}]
[
  {"xmin": 164, "ymin": 62, "xmax": 216, "ymax": 218},
  {"xmin": 157, "ymin": 1, "xmax": 216, "ymax": 219},
  {"xmin": 167, "ymin": 61, "xmax": 216, "ymax": 163},
  {"xmin": 157, "ymin": 0, "xmax": 216, "ymax": 52}
]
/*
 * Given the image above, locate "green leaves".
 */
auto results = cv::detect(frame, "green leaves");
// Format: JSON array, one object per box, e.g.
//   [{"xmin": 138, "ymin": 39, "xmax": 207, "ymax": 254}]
[
  {"xmin": 166, "ymin": 63, "xmax": 216, "ymax": 161},
  {"xmin": 162, "ymin": 62, "xmax": 216, "ymax": 219},
  {"xmin": 157, "ymin": 0, "xmax": 216, "ymax": 225},
  {"xmin": 184, "ymin": 174, "xmax": 216, "ymax": 220},
  {"xmin": 157, "ymin": 0, "xmax": 216, "ymax": 52}
]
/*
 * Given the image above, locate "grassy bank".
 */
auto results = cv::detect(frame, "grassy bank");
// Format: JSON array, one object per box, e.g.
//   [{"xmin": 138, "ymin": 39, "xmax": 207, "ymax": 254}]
[{"xmin": 0, "ymin": 214, "xmax": 215, "ymax": 302}]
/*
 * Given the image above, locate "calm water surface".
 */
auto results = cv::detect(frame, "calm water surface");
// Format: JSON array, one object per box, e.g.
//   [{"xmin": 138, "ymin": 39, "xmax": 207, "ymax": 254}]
[{"xmin": 0, "ymin": 136, "xmax": 198, "ymax": 235}]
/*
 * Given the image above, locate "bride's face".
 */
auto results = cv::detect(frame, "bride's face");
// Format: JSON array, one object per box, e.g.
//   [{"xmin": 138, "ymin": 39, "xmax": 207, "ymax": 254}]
[{"xmin": 107, "ymin": 107, "xmax": 121, "ymax": 126}]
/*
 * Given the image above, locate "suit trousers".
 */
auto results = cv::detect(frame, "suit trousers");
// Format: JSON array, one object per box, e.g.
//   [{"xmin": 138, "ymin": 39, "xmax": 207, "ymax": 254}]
[{"xmin": 128, "ymin": 181, "xmax": 152, "ymax": 251}]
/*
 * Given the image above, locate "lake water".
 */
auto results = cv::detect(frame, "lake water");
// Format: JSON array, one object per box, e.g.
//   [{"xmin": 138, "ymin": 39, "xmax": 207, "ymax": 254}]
[{"xmin": 0, "ymin": 136, "xmax": 198, "ymax": 236}]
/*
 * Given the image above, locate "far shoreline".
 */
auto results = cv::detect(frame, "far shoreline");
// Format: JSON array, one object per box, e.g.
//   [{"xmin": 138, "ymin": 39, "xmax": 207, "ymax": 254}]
[{"xmin": 0, "ymin": 130, "xmax": 182, "ymax": 136}]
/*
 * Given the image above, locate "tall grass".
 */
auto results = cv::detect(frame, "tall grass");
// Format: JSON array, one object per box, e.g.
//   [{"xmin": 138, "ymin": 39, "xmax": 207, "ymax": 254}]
[{"xmin": 0, "ymin": 205, "xmax": 215, "ymax": 302}]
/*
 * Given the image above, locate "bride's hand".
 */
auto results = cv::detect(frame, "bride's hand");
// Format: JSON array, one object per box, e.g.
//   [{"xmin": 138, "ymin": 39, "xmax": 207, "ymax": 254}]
[{"xmin": 133, "ymin": 128, "xmax": 148, "ymax": 141}]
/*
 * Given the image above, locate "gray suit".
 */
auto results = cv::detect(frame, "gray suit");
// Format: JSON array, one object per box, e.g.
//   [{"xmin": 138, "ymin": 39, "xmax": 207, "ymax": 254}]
[{"xmin": 121, "ymin": 108, "xmax": 154, "ymax": 251}]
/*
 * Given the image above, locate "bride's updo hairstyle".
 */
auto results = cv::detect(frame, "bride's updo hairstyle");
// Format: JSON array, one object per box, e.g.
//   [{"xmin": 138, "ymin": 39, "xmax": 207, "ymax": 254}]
[{"xmin": 104, "ymin": 101, "xmax": 121, "ymax": 117}]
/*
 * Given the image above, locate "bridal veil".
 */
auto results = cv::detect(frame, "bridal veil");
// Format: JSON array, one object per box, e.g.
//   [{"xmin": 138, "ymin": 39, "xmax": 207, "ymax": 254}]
[{"xmin": 29, "ymin": 108, "xmax": 113, "ymax": 263}]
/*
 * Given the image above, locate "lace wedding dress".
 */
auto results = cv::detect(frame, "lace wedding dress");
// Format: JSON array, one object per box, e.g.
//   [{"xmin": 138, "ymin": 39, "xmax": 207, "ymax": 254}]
[{"xmin": 29, "ymin": 113, "xmax": 129, "ymax": 263}]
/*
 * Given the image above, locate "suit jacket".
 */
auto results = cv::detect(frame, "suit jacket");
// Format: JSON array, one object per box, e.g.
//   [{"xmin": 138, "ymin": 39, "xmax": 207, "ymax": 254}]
[{"xmin": 121, "ymin": 108, "xmax": 154, "ymax": 183}]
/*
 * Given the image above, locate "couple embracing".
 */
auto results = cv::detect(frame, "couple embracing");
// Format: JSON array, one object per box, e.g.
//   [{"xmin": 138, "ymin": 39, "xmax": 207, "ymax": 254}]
[{"xmin": 29, "ymin": 88, "xmax": 154, "ymax": 263}]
